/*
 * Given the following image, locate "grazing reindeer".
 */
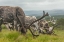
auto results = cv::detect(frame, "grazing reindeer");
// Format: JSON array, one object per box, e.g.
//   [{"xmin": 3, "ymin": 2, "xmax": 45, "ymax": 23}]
[
  {"xmin": 38, "ymin": 16, "xmax": 57, "ymax": 35},
  {"xmin": 0, "ymin": 6, "xmax": 49, "ymax": 36},
  {"xmin": 0, "ymin": 6, "xmax": 25, "ymax": 33},
  {"xmin": 16, "ymin": 11, "xmax": 49, "ymax": 36},
  {"xmin": 48, "ymin": 15, "xmax": 57, "ymax": 24}
]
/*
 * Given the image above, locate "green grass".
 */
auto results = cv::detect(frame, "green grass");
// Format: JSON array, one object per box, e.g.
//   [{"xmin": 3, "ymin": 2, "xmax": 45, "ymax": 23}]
[{"xmin": 0, "ymin": 29, "xmax": 64, "ymax": 42}]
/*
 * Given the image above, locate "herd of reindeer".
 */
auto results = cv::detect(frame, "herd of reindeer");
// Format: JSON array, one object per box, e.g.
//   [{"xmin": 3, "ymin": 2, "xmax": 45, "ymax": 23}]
[{"xmin": 0, "ymin": 6, "xmax": 57, "ymax": 36}]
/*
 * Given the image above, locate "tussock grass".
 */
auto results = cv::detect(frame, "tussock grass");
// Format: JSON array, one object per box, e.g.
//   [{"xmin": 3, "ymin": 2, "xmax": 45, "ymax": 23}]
[{"xmin": 0, "ymin": 29, "xmax": 64, "ymax": 42}]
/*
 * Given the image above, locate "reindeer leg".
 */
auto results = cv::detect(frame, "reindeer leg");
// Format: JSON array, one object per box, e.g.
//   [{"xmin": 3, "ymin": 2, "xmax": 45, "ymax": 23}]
[
  {"xmin": 14, "ymin": 21, "xmax": 18, "ymax": 31},
  {"xmin": 0, "ymin": 25, "xmax": 2, "ymax": 32},
  {"xmin": 0, "ymin": 18, "xmax": 3, "ymax": 32},
  {"xmin": 12, "ymin": 21, "xmax": 14, "ymax": 31}
]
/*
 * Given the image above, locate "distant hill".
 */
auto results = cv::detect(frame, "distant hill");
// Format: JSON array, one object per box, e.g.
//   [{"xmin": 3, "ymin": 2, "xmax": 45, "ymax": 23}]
[
  {"xmin": 36, "ymin": 15, "xmax": 64, "ymax": 20},
  {"xmin": 24, "ymin": 10, "xmax": 64, "ymax": 16}
]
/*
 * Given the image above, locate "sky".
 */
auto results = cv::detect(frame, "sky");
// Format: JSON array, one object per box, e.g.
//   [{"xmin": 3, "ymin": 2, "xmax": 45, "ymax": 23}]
[{"xmin": 0, "ymin": 0, "xmax": 64, "ymax": 11}]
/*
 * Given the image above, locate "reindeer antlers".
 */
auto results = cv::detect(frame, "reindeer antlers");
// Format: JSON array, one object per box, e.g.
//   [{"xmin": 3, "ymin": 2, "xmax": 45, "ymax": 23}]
[
  {"xmin": 28, "ymin": 11, "xmax": 49, "ymax": 27},
  {"xmin": 43, "ymin": 11, "xmax": 49, "ymax": 16},
  {"xmin": 28, "ymin": 11, "xmax": 49, "ymax": 36}
]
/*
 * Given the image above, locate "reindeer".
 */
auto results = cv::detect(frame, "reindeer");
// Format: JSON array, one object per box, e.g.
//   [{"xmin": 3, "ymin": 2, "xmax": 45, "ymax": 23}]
[
  {"xmin": 0, "ymin": 6, "xmax": 25, "ymax": 33},
  {"xmin": 38, "ymin": 14, "xmax": 56, "ymax": 35},
  {"xmin": 16, "ymin": 11, "xmax": 49, "ymax": 36},
  {"xmin": 0, "ymin": 6, "xmax": 49, "ymax": 36},
  {"xmin": 48, "ymin": 15, "xmax": 57, "ymax": 24}
]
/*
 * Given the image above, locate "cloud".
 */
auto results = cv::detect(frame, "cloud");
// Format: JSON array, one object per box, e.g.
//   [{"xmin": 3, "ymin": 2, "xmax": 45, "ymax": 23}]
[
  {"xmin": 21, "ymin": 0, "xmax": 64, "ymax": 10},
  {"xmin": 0, "ymin": 0, "xmax": 64, "ymax": 10}
]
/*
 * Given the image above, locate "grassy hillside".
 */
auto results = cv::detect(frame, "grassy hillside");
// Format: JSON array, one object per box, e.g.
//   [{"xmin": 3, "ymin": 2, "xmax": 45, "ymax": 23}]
[
  {"xmin": 0, "ymin": 29, "xmax": 64, "ymax": 42},
  {"xmin": 0, "ymin": 18, "xmax": 64, "ymax": 42}
]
